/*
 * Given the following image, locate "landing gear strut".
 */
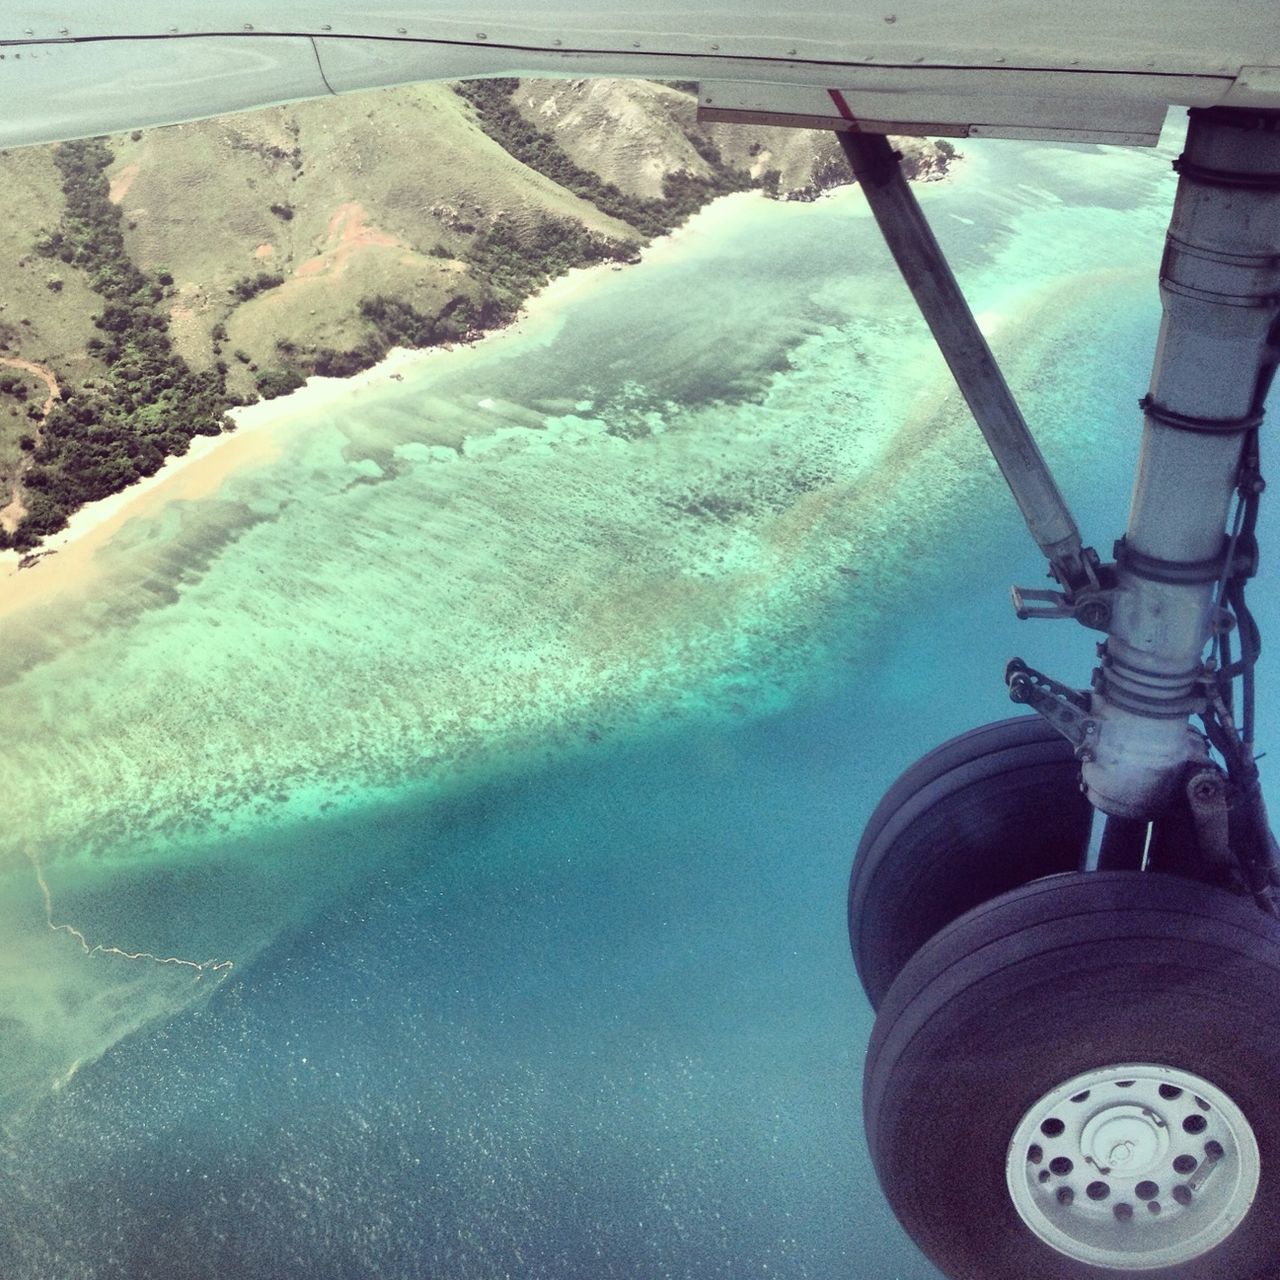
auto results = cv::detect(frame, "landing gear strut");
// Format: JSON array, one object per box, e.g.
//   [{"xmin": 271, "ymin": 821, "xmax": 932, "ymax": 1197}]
[{"xmin": 844, "ymin": 107, "xmax": 1280, "ymax": 1277}]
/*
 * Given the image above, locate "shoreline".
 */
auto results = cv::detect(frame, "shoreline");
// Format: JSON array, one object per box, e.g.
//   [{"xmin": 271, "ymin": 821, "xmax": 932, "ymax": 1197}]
[
  {"xmin": 0, "ymin": 148, "xmax": 963, "ymax": 606},
  {"xmin": 0, "ymin": 188, "xmax": 771, "ymax": 601}
]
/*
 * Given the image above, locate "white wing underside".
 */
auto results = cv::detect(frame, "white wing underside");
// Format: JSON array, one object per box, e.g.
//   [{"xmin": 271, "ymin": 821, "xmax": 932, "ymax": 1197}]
[{"xmin": 1, "ymin": 4, "xmax": 1277, "ymax": 148}]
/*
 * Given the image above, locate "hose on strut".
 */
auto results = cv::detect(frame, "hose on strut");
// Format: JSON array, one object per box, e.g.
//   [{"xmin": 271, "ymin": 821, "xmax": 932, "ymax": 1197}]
[{"xmin": 1200, "ymin": 320, "xmax": 1280, "ymax": 910}]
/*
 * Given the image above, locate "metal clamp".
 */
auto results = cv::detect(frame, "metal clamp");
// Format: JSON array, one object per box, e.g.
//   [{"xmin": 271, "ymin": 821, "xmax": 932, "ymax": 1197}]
[
  {"xmin": 1011, "ymin": 583, "xmax": 1115, "ymax": 631},
  {"xmin": 1005, "ymin": 658, "xmax": 1100, "ymax": 761}
]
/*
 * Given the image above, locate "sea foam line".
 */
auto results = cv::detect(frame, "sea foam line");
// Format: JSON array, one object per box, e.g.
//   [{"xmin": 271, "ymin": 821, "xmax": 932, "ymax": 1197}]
[{"xmin": 30, "ymin": 854, "xmax": 234, "ymax": 979}]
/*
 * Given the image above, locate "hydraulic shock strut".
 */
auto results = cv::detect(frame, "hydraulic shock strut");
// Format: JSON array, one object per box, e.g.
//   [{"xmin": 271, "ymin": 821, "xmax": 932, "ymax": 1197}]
[{"xmin": 839, "ymin": 107, "xmax": 1280, "ymax": 879}]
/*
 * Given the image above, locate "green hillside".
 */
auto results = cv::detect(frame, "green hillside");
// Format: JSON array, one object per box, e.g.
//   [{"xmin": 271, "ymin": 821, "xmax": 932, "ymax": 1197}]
[{"xmin": 0, "ymin": 79, "xmax": 954, "ymax": 551}]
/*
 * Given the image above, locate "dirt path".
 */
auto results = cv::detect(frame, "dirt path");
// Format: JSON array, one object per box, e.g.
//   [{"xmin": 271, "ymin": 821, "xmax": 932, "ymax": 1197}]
[
  {"xmin": 0, "ymin": 355, "xmax": 61, "ymax": 535},
  {"xmin": 295, "ymin": 201, "xmax": 405, "ymax": 280}
]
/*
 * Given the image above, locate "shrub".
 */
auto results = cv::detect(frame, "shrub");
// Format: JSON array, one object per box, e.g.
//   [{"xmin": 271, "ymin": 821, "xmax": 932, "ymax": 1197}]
[
  {"xmin": 229, "ymin": 272, "xmax": 285, "ymax": 302},
  {"xmin": 254, "ymin": 368, "xmax": 305, "ymax": 399}
]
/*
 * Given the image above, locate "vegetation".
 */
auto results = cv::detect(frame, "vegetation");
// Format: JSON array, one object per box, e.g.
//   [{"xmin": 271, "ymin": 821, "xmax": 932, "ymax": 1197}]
[
  {"xmin": 454, "ymin": 79, "xmax": 751, "ymax": 239},
  {"xmin": 230, "ymin": 271, "xmax": 285, "ymax": 302},
  {"xmin": 6, "ymin": 138, "xmax": 231, "ymax": 549},
  {"xmin": 462, "ymin": 217, "xmax": 631, "ymax": 319},
  {"xmin": 254, "ymin": 368, "xmax": 305, "ymax": 399}
]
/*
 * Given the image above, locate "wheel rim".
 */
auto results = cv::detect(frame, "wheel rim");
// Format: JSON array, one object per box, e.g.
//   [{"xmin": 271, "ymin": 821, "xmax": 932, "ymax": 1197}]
[{"xmin": 1006, "ymin": 1063, "xmax": 1260, "ymax": 1271}]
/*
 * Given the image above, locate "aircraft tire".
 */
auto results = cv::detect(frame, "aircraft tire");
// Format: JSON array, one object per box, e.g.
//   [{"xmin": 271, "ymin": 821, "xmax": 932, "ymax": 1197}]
[
  {"xmin": 863, "ymin": 871, "xmax": 1280, "ymax": 1280},
  {"xmin": 848, "ymin": 715, "xmax": 1091, "ymax": 1009}
]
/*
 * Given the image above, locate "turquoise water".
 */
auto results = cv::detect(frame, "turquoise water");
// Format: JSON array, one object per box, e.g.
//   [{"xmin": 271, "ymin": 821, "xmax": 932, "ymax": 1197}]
[{"xmin": 3, "ymin": 121, "xmax": 1261, "ymax": 1277}]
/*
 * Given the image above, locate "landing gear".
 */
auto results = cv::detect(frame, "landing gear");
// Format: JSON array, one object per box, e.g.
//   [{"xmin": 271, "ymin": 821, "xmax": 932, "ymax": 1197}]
[
  {"xmin": 848, "ymin": 716, "xmax": 1091, "ymax": 1009},
  {"xmin": 837, "ymin": 103, "xmax": 1280, "ymax": 1280},
  {"xmin": 864, "ymin": 873, "xmax": 1280, "ymax": 1279}
]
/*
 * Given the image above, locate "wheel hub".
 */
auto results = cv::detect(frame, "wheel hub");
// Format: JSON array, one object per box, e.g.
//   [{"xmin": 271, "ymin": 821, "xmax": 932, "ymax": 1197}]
[
  {"xmin": 1081, "ymin": 1104, "xmax": 1168, "ymax": 1175},
  {"xmin": 1006, "ymin": 1064, "xmax": 1260, "ymax": 1270}
]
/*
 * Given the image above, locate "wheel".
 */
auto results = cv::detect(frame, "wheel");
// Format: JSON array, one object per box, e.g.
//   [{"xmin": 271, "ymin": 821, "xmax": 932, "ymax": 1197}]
[
  {"xmin": 864, "ymin": 871, "xmax": 1280, "ymax": 1280},
  {"xmin": 848, "ymin": 716, "xmax": 1092, "ymax": 1009}
]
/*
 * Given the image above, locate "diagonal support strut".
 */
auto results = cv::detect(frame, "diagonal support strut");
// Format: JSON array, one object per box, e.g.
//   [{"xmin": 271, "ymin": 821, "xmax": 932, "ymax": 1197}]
[{"xmin": 837, "ymin": 130, "xmax": 1094, "ymax": 590}]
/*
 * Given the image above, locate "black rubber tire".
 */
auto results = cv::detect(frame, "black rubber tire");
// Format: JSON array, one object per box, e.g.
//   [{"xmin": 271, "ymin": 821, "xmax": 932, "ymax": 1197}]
[
  {"xmin": 848, "ymin": 716, "xmax": 1092, "ymax": 1009},
  {"xmin": 864, "ymin": 871, "xmax": 1280, "ymax": 1280}
]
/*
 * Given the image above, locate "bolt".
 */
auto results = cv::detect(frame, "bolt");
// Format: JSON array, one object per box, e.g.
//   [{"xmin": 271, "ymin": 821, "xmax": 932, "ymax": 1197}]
[
  {"xmin": 1191, "ymin": 778, "xmax": 1222, "ymax": 805},
  {"xmin": 1077, "ymin": 599, "xmax": 1111, "ymax": 630}
]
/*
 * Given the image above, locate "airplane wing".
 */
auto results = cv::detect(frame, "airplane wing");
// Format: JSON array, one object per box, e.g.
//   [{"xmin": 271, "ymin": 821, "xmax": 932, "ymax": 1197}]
[{"xmin": 1, "ymin": 3, "xmax": 1278, "ymax": 148}]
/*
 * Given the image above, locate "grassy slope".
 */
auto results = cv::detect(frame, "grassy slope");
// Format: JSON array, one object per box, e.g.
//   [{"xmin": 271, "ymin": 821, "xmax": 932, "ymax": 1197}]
[
  {"xmin": 511, "ymin": 80, "xmax": 717, "ymax": 201},
  {"xmin": 512, "ymin": 80, "xmax": 951, "ymax": 201},
  {"xmin": 112, "ymin": 84, "xmax": 640, "ymax": 401},
  {"xmin": 0, "ymin": 79, "xmax": 952, "ymax": 548}
]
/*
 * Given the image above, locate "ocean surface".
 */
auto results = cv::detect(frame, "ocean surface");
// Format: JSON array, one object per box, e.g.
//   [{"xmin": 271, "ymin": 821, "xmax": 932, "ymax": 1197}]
[{"xmin": 2, "ymin": 116, "xmax": 1271, "ymax": 1278}]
